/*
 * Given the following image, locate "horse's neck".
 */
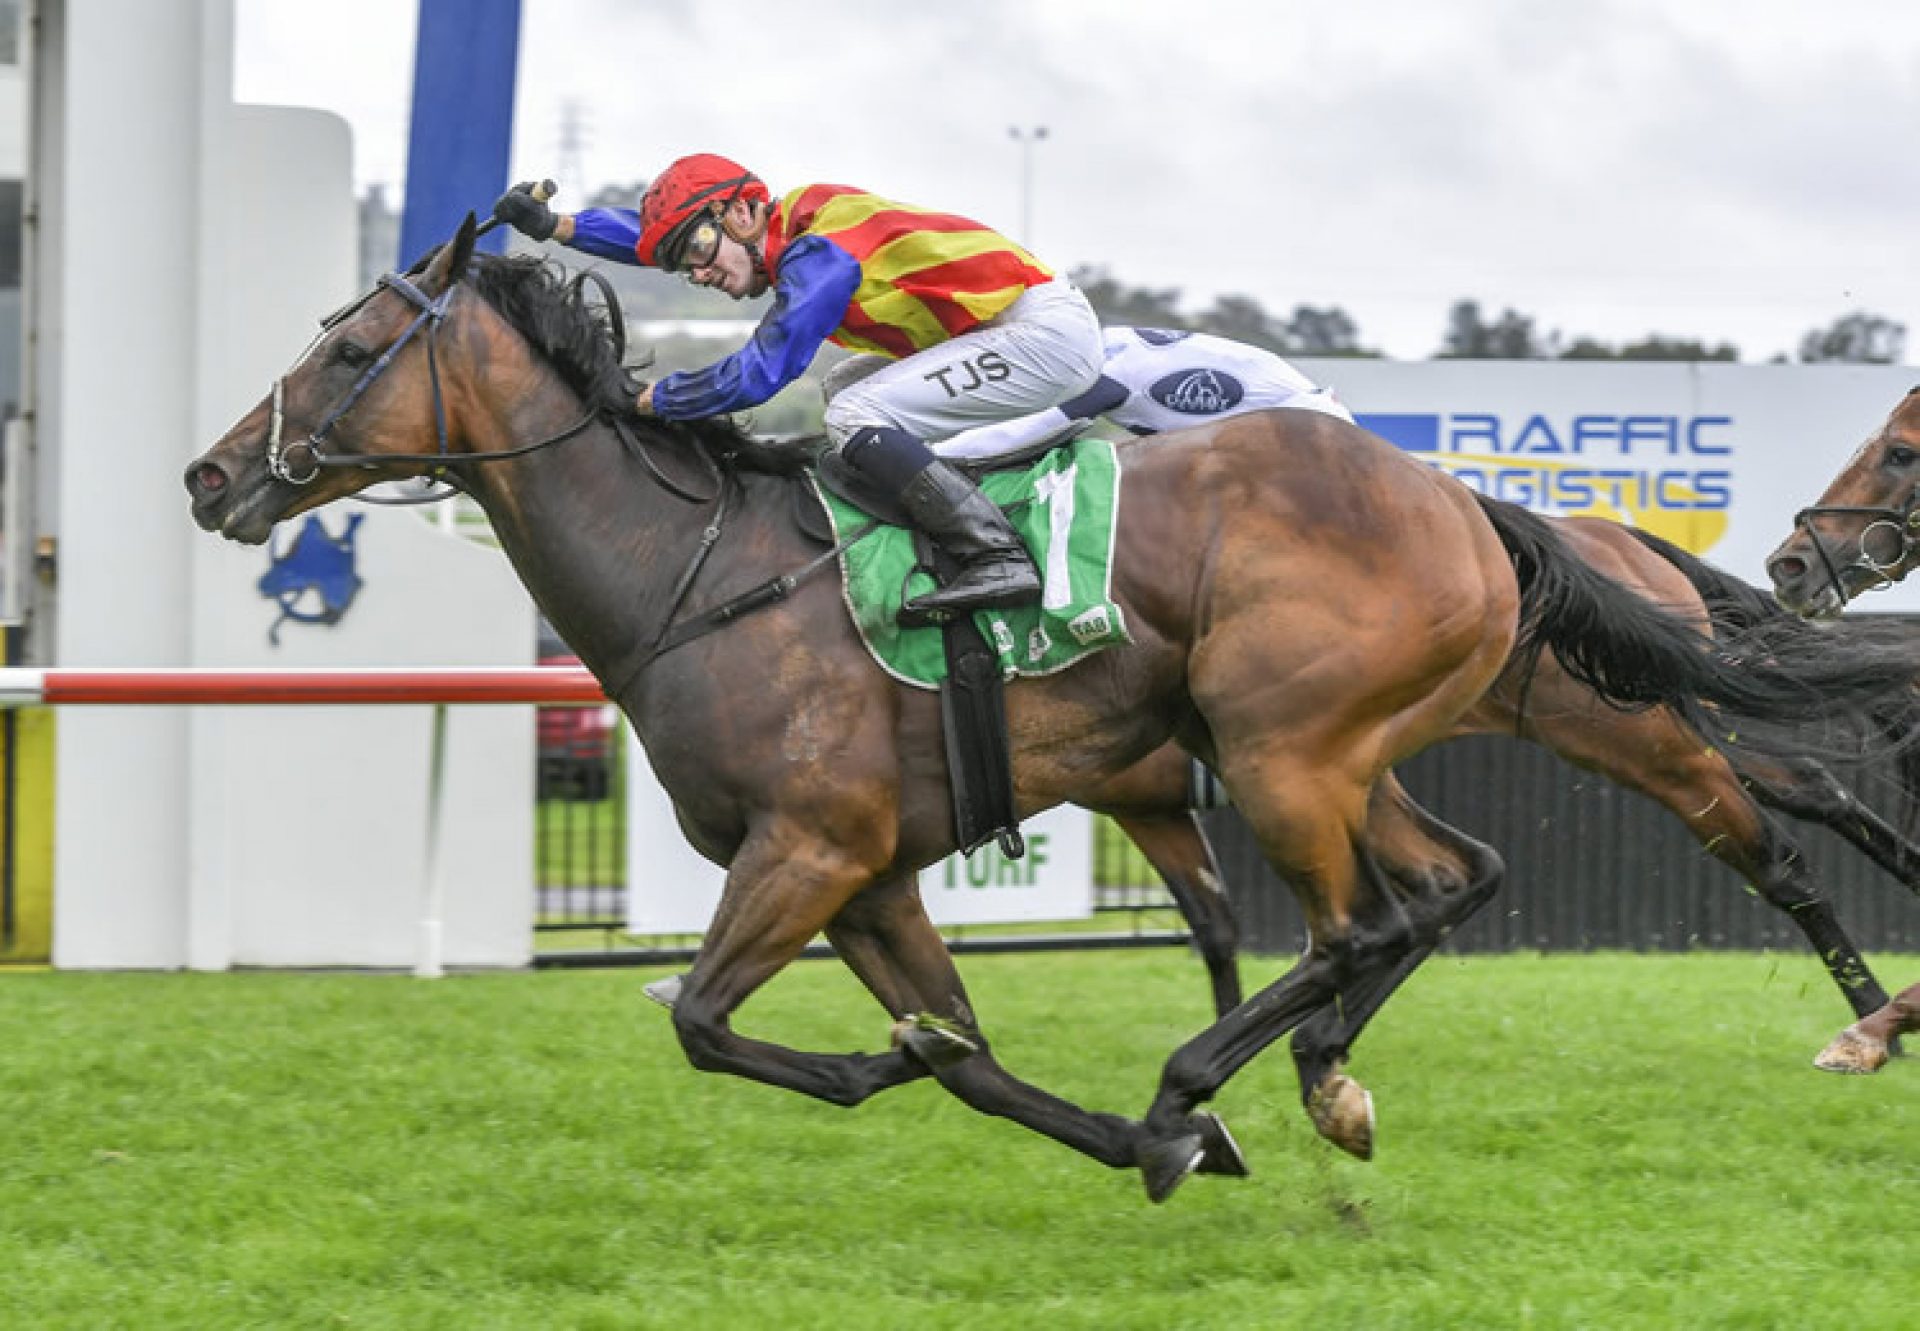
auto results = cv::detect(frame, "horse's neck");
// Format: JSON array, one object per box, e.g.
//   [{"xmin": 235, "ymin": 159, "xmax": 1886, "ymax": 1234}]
[{"xmin": 463, "ymin": 414, "xmax": 715, "ymax": 691}]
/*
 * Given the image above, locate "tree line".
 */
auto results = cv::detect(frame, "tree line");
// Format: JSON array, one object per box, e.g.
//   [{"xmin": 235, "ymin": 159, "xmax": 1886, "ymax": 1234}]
[
  {"xmin": 363, "ymin": 187, "xmax": 1907, "ymax": 365},
  {"xmin": 1071, "ymin": 265, "xmax": 1908, "ymax": 365}
]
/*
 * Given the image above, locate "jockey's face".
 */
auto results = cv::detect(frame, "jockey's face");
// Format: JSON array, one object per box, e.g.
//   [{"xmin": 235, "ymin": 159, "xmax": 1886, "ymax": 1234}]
[{"xmin": 684, "ymin": 198, "xmax": 769, "ymax": 300}]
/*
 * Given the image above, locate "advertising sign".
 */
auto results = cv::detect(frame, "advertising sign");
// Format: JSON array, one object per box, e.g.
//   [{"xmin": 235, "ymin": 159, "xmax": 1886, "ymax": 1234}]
[
  {"xmin": 626, "ymin": 739, "xmax": 1092, "ymax": 935},
  {"xmin": 1301, "ymin": 361, "xmax": 1920, "ymax": 610}
]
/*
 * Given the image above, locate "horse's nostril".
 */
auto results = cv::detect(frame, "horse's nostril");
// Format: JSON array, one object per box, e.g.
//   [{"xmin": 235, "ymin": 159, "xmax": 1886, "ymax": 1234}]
[{"xmin": 189, "ymin": 462, "xmax": 228, "ymax": 497}]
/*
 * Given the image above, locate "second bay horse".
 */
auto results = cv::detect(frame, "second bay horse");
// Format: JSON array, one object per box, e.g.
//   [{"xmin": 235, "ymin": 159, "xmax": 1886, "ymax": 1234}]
[{"xmin": 1764, "ymin": 386, "xmax": 1920, "ymax": 1073}]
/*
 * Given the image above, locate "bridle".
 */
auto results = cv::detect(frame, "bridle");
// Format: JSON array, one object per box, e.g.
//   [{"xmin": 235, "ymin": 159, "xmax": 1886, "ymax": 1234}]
[
  {"xmin": 260, "ymin": 253, "xmax": 860, "ymax": 680},
  {"xmin": 1789, "ymin": 478, "xmax": 1920, "ymax": 609},
  {"xmin": 265, "ymin": 267, "xmax": 606, "ymax": 488}
]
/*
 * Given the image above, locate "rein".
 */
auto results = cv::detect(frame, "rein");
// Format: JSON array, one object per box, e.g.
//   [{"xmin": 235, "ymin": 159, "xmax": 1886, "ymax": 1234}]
[{"xmin": 606, "ymin": 486, "xmax": 878, "ymax": 701}]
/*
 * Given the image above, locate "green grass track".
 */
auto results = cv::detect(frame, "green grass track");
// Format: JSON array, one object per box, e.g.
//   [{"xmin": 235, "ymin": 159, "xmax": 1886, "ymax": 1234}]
[{"xmin": 0, "ymin": 951, "xmax": 1913, "ymax": 1328}]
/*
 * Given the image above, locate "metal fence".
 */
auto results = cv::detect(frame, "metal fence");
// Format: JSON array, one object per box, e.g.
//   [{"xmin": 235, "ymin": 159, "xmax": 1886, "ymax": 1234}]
[
  {"xmin": 533, "ymin": 732, "xmax": 1180, "ymax": 956},
  {"xmin": 534, "ymin": 722, "xmax": 629, "ymax": 936},
  {"xmin": 537, "ymin": 732, "xmax": 1920, "ymax": 960},
  {"xmin": 1212, "ymin": 735, "xmax": 1920, "ymax": 956}
]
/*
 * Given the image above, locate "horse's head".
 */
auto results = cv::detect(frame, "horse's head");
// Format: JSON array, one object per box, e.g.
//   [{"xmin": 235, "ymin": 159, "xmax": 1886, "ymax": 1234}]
[
  {"xmin": 1765, "ymin": 388, "xmax": 1920, "ymax": 617},
  {"xmin": 185, "ymin": 216, "xmax": 481, "ymax": 544}
]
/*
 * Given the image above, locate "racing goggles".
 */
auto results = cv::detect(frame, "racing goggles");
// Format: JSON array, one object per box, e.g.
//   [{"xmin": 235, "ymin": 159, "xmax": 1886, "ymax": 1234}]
[{"xmin": 663, "ymin": 213, "xmax": 726, "ymax": 274}]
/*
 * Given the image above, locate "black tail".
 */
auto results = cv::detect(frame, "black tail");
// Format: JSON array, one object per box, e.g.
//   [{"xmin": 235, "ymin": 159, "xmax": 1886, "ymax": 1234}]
[
  {"xmin": 1471, "ymin": 492, "xmax": 1920, "ymax": 756},
  {"xmin": 1626, "ymin": 521, "xmax": 1920, "ymax": 818},
  {"xmin": 1624, "ymin": 526, "xmax": 1787, "ymax": 633}
]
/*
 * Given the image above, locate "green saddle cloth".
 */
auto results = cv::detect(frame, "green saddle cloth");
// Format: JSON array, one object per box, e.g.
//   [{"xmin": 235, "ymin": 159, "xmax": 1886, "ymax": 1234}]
[{"xmin": 816, "ymin": 437, "xmax": 1132, "ymax": 690}]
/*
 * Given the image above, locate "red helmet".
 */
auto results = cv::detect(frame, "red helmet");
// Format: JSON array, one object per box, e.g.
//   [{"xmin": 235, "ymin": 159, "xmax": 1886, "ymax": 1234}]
[{"xmin": 636, "ymin": 153, "xmax": 769, "ymax": 268}]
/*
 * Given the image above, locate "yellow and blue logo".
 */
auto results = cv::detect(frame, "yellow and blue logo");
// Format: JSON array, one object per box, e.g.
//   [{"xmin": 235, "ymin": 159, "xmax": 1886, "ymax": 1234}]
[{"xmin": 1358, "ymin": 411, "xmax": 1733, "ymax": 554}]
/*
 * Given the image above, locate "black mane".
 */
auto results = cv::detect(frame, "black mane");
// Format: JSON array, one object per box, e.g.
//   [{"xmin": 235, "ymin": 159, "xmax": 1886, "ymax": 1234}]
[{"xmin": 463, "ymin": 252, "xmax": 809, "ymax": 471}]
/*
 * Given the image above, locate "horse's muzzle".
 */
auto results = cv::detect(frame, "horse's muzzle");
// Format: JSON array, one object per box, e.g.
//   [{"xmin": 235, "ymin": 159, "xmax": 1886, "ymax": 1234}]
[{"xmin": 184, "ymin": 455, "xmax": 277, "ymax": 543}]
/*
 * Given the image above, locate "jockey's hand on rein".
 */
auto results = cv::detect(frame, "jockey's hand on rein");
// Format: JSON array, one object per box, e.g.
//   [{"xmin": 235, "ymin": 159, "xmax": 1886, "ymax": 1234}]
[{"xmin": 492, "ymin": 182, "xmax": 558, "ymax": 241}]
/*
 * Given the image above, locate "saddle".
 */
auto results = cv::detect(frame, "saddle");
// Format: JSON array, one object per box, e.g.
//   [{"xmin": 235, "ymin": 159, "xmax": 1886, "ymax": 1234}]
[{"xmin": 805, "ymin": 439, "xmax": 1095, "ymax": 861}]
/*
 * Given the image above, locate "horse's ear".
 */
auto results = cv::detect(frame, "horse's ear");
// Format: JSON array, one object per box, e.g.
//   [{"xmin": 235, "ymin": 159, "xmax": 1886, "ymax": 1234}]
[{"xmin": 422, "ymin": 213, "xmax": 479, "ymax": 291}]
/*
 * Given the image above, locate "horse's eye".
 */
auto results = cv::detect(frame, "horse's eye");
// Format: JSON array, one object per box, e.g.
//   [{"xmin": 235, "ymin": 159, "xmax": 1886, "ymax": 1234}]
[
  {"xmin": 1887, "ymin": 444, "xmax": 1919, "ymax": 468},
  {"xmin": 334, "ymin": 342, "xmax": 373, "ymax": 369}
]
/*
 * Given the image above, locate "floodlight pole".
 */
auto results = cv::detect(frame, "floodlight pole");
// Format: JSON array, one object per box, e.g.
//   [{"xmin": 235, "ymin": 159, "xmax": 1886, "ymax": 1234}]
[{"xmin": 1008, "ymin": 125, "xmax": 1049, "ymax": 247}]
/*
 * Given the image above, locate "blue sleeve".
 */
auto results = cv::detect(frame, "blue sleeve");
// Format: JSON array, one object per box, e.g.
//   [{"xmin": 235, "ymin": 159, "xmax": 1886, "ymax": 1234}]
[
  {"xmin": 566, "ymin": 208, "xmax": 644, "ymax": 264},
  {"xmin": 652, "ymin": 235, "xmax": 862, "ymax": 419}
]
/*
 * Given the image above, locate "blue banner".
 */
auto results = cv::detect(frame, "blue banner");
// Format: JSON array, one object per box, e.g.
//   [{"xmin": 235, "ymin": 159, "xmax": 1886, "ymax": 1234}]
[{"xmin": 397, "ymin": 0, "xmax": 523, "ymax": 266}]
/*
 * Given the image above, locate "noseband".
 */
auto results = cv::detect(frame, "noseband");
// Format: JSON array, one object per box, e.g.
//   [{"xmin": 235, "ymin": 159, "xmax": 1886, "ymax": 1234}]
[{"xmin": 1789, "ymin": 485, "xmax": 1920, "ymax": 606}]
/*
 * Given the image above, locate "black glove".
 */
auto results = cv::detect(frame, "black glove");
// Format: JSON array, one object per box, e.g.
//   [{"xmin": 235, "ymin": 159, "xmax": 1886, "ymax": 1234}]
[{"xmin": 492, "ymin": 182, "xmax": 558, "ymax": 242}]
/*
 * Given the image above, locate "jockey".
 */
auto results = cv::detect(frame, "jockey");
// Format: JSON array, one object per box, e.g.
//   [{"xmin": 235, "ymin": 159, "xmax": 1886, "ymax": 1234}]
[
  {"xmin": 492, "ymin": 156, "xmax": 1103, "ymax": 627},
  {"xmin": 865, "ymin": 325, "xmax": 1352, "ymax": 463}
]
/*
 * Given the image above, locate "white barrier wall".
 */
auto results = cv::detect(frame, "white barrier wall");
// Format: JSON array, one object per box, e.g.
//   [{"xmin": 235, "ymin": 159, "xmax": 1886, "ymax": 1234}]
[
  {"xmin": 625, "ymin": 747, "xmax": 1093, "ymax": 934},
  {"xmin": 37, "ymin": 0, "xmax": 535, "ymax": 969}
]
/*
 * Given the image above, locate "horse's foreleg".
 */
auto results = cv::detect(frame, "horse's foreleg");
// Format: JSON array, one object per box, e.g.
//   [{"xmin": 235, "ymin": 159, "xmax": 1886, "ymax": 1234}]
[
  {"xmin": 667, "ymin": 828, "xmax": 925, "ymax": 1108},
  {"xmin": 1736, "ymin": 752, "xmax": 1920, "ymax": 897},
  {"xmin": 1530, "ymin": 710, "xmax": 1892, "ymax": 1020},
  {"xmin": 1111, "ymin": 811, "xmax": 1243, "ymax": 1016},
  {"xmin": 1288, "ymin": 778, "xmax": 1504, "ymax": 1158},
  {"xmin": 1726, "ymin": 811, "xmax": 1890, "ymax": 1018},
  {"xmin": 1815, "ymin": 981, "xmax": 1920, "ymax": 1074},
  {"xmin": 839, "ymin": 877, "xmax": 1229, "ymax": 1202},
  {"xmin": 1631, "ymin": 744, "xmax": 1890, "ymax": 1018}
]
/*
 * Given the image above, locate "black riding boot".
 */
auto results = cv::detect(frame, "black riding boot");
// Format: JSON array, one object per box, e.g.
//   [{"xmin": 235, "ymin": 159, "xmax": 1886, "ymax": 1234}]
[
  {"xmin": 841, "ymin": 426, "xmax": 1042, "ymax": 626},
  {"xmin": 894, "ymin": 459, "xmax": 1043, "ymax": 626}
]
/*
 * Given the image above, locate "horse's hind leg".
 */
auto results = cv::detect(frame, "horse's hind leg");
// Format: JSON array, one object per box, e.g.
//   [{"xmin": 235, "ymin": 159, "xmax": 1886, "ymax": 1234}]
[
  {"xmin": 1288, "ymin": 774, "xmax": 1504, "ymax": 1159},
  {"xmin": 1113, "ymin": 811, "xmax": 1242, "ymax": 1016},
  {"xmin": 1142, "ymin": 752, "xmax": 1415, "ymax": 1144},
  {"xmin": 827, "ymin": 872, "xmax": 1230, "ymax": 1203}
]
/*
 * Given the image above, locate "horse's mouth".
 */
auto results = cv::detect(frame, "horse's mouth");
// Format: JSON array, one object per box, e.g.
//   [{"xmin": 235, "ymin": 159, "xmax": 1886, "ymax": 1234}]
[
  {"xmin": 191, "ymin": 484, "xmax": 284, "ymax": 546},
  {"xmin": 1789, "ymin": 585, "xmax": 1847, "ymax": 620}
]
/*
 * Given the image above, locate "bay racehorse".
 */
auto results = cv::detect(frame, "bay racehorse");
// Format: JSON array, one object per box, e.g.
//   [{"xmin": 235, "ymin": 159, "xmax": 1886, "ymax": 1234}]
[
  {"xmin": 185, "ymin": 218, "xmax": 1920, "ymax": 1198},
  {"xmin": 1763, "ymin": 385, "xmax": 1920, "ymax": 1073}
]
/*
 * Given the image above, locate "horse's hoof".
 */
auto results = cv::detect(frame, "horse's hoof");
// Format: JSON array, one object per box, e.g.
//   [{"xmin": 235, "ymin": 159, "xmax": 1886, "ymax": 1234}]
[
  {"xmin": 1813, "ymin": 1026, "xmax": 1889, "ymax": 1075},
  {"xmin": 1307, "ymin": 1073, "xmax": 1376, "ymax": 1160},
  {"xmin": 1192, "ymin": 1111, "xmax": 1250, "ymax": 1178},
  {"xmin": 642, "ymin": 974, "xmax": 684, "ymax": 1009},
  {"xmin": 1138, "ymin": 1132, "xmax": 1206, "ymax": 1204},
  {"xmin": 895, "ymin": 1014, "xmax": 979, "ymax": 1069}
]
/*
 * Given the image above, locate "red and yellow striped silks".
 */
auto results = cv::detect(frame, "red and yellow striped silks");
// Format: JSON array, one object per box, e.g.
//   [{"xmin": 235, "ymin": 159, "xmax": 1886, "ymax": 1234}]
[{"xmin": 769, "ymin": 184, "xmax": 1053, "ymax": 359}]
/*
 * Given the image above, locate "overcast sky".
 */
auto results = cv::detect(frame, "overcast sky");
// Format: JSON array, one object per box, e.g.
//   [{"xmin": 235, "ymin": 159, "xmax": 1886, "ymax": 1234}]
[{"xmin": 235, "ymin": 0, "xmax": 1920, "ymax": 361}]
